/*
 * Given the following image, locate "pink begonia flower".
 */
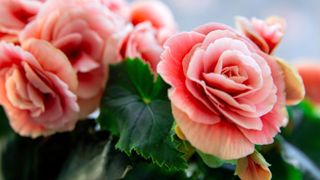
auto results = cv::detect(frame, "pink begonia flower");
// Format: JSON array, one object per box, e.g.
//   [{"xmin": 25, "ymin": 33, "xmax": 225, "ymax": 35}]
[
  {"xmin": 236, "ymin": 151, "xmax": 271, "ymax": 180},
  {"xmin": 129, "ymin": 0, "xmax": 177, "ymax": 44},
  {"xmin": 20, "ymin": 0, "xmax": 125, "ymax": 117},
  {"xmin": 99, "ymin": 0, "xmax": 130, "ymax": 19},
  {"xmin": 0, "ymin": 39, "xmax": 79, "ymax": 138},
  {"xmin": 0, "ymin": 0, "xmax": 42, "ymax": 43},
  {"xmin": 296, "ymin": 62, "xmax": 320, "ymax": 105},
  {"xmin": 106, "ymin": 22, "xmax": 164, "ymax": 71},
  {"xmin": 158, "ymin": 23, "xmax": 304, "ymax": 159},
  {"xmin": 236, "ymin": 16, "xmax": 286, "ymax": 54}
]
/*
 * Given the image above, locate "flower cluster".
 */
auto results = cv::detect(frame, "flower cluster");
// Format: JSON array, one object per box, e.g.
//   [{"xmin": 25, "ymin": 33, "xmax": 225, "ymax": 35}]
[
  {"xmin": 0, "ymin": 0, "xmax": 176, "ymax": 138},
  {"xmin": 0, "ymin": 0, "xmax": 307, "ymax": 179}
]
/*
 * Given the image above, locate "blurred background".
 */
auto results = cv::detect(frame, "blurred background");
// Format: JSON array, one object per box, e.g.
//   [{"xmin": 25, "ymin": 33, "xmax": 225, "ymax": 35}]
[{"xmin": 150, "ymin": 0, "xmax": 320, "ymax": 63}]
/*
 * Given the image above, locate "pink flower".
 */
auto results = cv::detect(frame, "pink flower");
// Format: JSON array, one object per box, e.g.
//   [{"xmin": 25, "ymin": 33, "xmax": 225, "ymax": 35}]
[
  {"xmin": 106, "ymin": 22, "xmax": 164, "ymax": 71},
  {"xmin": 158, "ymin": 23, "xmax": 304, "ymax": 159},
  {"xmin": 99, "ymin": 0, "xmax": 129, "ymax": 19},
  {"xmin": 236, "ymin": 151, "xmax": 271, "ymax": 180},
  {"xmin": 0, "ymin": 39, "xmax": 79, "ymax": 138},
  {"xmin": 296, "ymin": 62, "xmax": 320, "ymax": 105},
  {"xmin": 129, "ymin": 0, "xmax": 176, "ymax": 43},
  {"xmin": 20, "ymin": 0, "xmax": 125, "ymax": 117},
  {"xmin": 236, "ymin": 16, "xmax": 285, "ymax": 54},
  {"xmin": 0, "ymin": 0, "xmax": 42, "ymax": 43}
]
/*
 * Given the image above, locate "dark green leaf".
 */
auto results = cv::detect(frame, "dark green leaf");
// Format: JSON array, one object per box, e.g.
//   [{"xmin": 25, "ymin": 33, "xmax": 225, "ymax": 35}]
[
  {"xmin": 124, "ymin": 162, "xmax": 188, "ymax": 180},
  {"xmin": 0, "ymin": 121, "xmax": 128, "ymax": 180},
  {"xmin": 197, "ymin": 151, "xmax": 224, "ymax": 168},
  {"xmin": 263, "ymin": 145, "xmax": 303, "ymax": 180},
  {"xmin": 58, "ymin": 136, "xmax": 132, "ymax": 180},
  {"xmin": 98, "ymin": 59, "xmax": 187, "ymax": 170},
  {"xmin": 278, "ymin": 136, "xmax": 320, "ymax": 179},
  {"xmin": 0, "ymin": 106, "xmax": 12, "ymax": 138},
  {"xmin": 285, "ymin": 101, "xmax": 320, "ymax": 169}
]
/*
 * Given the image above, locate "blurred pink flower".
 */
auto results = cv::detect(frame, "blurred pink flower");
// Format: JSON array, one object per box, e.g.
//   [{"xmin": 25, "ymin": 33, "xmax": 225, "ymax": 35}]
[
  {"xmin": 106, "ymin": 22, "xmax": 164, "ymax": 71},
  {"xmin": 0, "ymin": 39, "xmax": 79, "ymax": 138},
  {"xmin": 99, "ymin": 0, "xmax": 130, "ymax": 19},
  {"xmin": 296, "ymin": 62, "xmax": 320, "ymax": 105},
  {"xmin": 129, "ymin": 0, "xmax": 176, "ymax": 43},
  {"xmin": 236, "ymin": 16, "xmax": 286, "ymax": 54},
  {"xmin": 0, "ymin": 0, "xmax": 42, "ymax": 43},
  {"xmin": 20, "ymin": 0, "xmax": 125, "ymax": 117}
]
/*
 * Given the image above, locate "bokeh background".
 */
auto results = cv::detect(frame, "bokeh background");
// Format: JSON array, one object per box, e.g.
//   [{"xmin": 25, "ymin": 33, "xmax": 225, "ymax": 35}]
[{"xmin": 148, "ymin": 0, "xmax": 320, "ymax": 63}]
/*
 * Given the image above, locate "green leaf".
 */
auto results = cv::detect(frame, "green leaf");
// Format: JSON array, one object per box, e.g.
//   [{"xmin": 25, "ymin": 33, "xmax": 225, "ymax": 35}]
[
  {"xmin": 0, "ymin": 106, "xmax": 12, "ymax": 138},
  {"xmin": 278, "ymin": 136, "xmax": 320, "ymax": 180},
  {"xmin": 124, "ymin": 162, "xmax": 188, "ymax": 180},
  {"xmin": 98, "ymin": 58, "xmax": 187, "ymax": 170},
  {"xmin": 1, "ymin": 121, "xmax": 130, "ymax": 180},
  {"xmin": 1, "ymin": 133, "xmax": 73, "ymax": 180},
  {"xmin": 197, "ymin": 150, "xmax": 224, "ymax": 168},
  {"xmin": 263, "ymin": 146, "xmax": 303, "ymax": 180},
  {"xmin": 58, "ymin": 136, "xmax": 132, "ymax": 180},
  {"xmin": 286, "ymin": 102, "xmax": 320, "ymax": 166}
]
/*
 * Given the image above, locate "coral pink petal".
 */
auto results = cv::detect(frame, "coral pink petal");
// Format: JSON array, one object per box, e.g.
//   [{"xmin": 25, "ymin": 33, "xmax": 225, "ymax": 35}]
[
  {"xmin": 72, "ymin": 53, "xmax": 100, "ymax": 73},
  {"xmin": 77, "ymin": 66, "xmax": 106, "ymax": 99},
  {"xmin": 130, "ymin": 0, "xmax": 176, "ymax": 30},
  {"xmin": 173, "ymin": 105, "xmax": 254, "ymax": 160},
  {"xmin": 169, "ymin": 88, "xmax": 220, "ymax": 125},
  {"xmin": 239, "ymin": 103, "xmax": 285, "ymax": 144},
  {"xmin": 22, "ymin": 39, "xmax": 78, "ymax": 91},
  {"xmin": 157, "ymin": 32, "xmax": 205, "ymax": 87},
  {"xmin": 52, "ymin": 33, "xmax": 83, "ymax": 52},
  {"xmin": 203, "ymin": 73, "xmax": 250, "ymax": 93},
  {"xmin": 194, "ymin": 23, "xmax": 234, "ymax": 36}
]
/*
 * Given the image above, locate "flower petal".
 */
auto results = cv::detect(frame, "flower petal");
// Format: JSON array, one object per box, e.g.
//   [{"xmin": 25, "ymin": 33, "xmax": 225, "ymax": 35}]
[
  {"xmin": 276, "ymin": 57, "xmax": 305, "ymax": 105},
  {"xmin": 173, "ymin": 105, "xmax": 254, "ymax": 160}
]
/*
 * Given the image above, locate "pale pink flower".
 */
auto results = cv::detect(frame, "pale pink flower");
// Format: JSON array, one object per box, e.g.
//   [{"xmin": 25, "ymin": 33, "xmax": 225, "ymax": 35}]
[
  {"xmin": 0, "ymin": 0, "xmax": 42, "ymax": 43},
  {"xmin": 20, "ymin": 0, "xmax": 125, "ymax": 117},
  {"xmin": 106, "ymin": 22, "xmax": 164, "ymax": 71},
  {"xmin": 158, "ymin": 23, "xmax": 304, "ymax": 159},
  {"xmin": 0, "ymin": 39, "xmax": 79, "ymax": 138},
  {"xmin": 129, "ymin": 0, "xmax": 176, "ymax": 43},
  {"xmin": 99, "ymin": 0, "xmax": 130, "ymax": 19},
  {"xmin": 236, "ymin": 16, "xmax": 286, "ymax": 54}
]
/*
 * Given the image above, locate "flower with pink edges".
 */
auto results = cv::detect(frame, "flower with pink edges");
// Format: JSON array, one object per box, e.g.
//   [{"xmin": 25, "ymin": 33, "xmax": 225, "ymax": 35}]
[
  {"xmin": 157, "ymin": 23, "xmax": 304, "ymax": 159},
  {"xmin": 20, "ymin": 0, "xmax": 125, "ymax": 117},
  {"xmin": 129, "ymin": 0, "xmax": 177, "ymax": 44},
  {"xmin": 236, "ymin": 16, "xmax": 286, "ymax": 54},
  {"xmin": 0, "ymin": 0, "xmax": 42, "ymax": 43},
  {"xmin": 0, "ymin": 39, "xmax": 79, "ymax": 138},
  {"xmin": 106, "ymin": 22, "xmax": 164, "ymax": 71}
]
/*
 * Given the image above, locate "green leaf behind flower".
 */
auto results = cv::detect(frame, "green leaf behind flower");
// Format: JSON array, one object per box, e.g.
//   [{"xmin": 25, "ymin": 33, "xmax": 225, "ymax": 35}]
[
  {"xmin": 0, "ymin": 106, "xmax": 12, "ymax": 138},
  {"xmin": 98, "ymin": 58, "xmax": 187, "ymax": 171}
]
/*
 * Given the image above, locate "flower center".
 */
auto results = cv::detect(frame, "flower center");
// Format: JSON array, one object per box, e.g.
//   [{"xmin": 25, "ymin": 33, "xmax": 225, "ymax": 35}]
[{"xmin": 221, "ymin": 65, "xmax": 248, "ymax": 84}]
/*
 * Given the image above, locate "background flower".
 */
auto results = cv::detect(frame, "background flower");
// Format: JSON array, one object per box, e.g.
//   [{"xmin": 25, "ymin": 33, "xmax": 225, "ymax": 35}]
[
  {"xmin": 106, "ymin": 22, "xmax": 164, "ymax": 71},
  {"xmin": 20, "ymin": 0, "xmax": 125, "ymax": 117},
  {"xmin": 296, "ymin": 62, "xmax": 320, "ymax": 105},
  {"xmin": 0, "ymin": 39, "xmax": 79, "ymax": 138},
  {"xmin": 129, "ymin": 0, "xmax": 177, "ymax": 44},
  {"xmin": 0, "ymin": 0, "xmax": 42, "ymax": 43},
  {"xmin": 236, "ymin": 16, "xmax": 286, "ymax": 54},
  {"xmin": 99, "ymin": 0, "xmax": 130, "ymax": 19}
]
